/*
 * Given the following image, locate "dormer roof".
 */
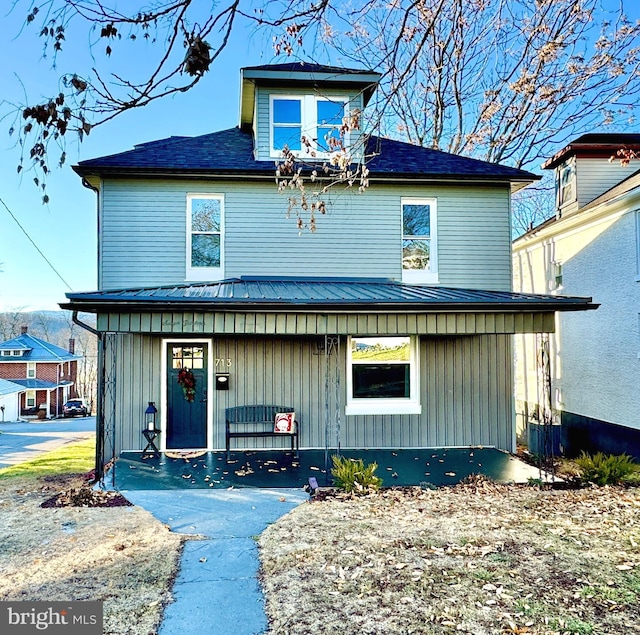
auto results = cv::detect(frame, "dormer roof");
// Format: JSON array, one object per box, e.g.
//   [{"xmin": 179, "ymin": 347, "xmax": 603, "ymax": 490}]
[
  {"xmin": 239, "ymin": 62, "xmax": 381, "ymax": 130},
  {"xmin": 542, "ymin": 133, "xmax": 640, "ymax": 170}
]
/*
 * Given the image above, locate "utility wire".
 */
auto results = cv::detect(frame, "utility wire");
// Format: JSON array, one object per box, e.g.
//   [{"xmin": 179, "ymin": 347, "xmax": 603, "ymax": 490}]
[{"xmin": 0, "ymin": 195, "xmax": 74, "ymax": 291}]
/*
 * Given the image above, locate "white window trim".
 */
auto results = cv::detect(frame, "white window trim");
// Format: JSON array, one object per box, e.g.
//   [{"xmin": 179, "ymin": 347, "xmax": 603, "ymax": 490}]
[
  {"xmin": 1, "ymin": 351, "xmax": 10, "ymax": 357},
  {"xmin": 345, "ymin": 335, "xmax": 422, "ymax": 416},
  {"xmin": 185, "ymin": 193, "xmax": 224, "ymax": 282},
  {"xmin": 269, "ymin": 94, "xmax": 350, "ymax": 159},
  {"xmin": 401, "ymin": 197, "xmax": 438, "ymax": 284},
  {"xmin": 12, "ymin": 350, "xmax": 22, "ymax": 356},
  {"xmin": 27, "ymin": 362, "xmax": 36, "ymax": 379},
  {"xmin": 557, "ymin": 161, "xmax": 575, "ymax": 208},
  {"xmin": 26, "ymin": 390, "xmax": 36, "ymax": 408}
]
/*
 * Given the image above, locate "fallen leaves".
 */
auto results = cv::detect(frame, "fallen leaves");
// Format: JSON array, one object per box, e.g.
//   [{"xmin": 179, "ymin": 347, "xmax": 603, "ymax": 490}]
[{"xmin": 260, "ymin": 483, "xmax": 640, "ymax": 635}]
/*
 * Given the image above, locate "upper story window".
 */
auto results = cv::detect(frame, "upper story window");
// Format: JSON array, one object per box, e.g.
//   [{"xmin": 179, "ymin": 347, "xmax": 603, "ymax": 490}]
[
  {"xmin": 1, "ymin": 351, "xmax": 10, "ymax": 357},
  {"xmin": 557, "ymin": 162, "xmax": 575, "ymax": 207},
  {"xmin": 346, "ymin": 336, "xmax": 421, "ymax": 416},
  {"xmin": 12, "ymin": 350, "xmax": 21, "ymax": 356},
  {"xmin": 270, "ymin": 95, "xmax": 349, "ymax": 157},
  {"xmin": 402, "ymin": 198, "xmax": 438, "ymax": 284},
  {"xmin": 186, "ymin": 194, "xmax": 224, "ymax": 282},
  {"xmin": 27, "ymin": 362, "xmax": 36, "ymax": 378}
]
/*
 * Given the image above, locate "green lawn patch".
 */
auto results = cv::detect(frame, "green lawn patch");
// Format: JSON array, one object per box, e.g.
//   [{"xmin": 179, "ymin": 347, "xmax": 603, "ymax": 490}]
[{"xmin": 0, "ymin": 438, "xmax": 95, "ymax": 480}]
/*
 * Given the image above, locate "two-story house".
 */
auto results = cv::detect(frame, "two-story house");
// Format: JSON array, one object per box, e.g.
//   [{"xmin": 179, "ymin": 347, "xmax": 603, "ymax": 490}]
[
  {"xmin": 0, "ymin": 326, "xmax": 81, "ymax": 418},
  {"xmin": 514, "ymin": 134, "xmax": 640, "ymax": 460},
  {"xmin": 63, "ymin": 63, "xmax": 595, "ymax": 482}
]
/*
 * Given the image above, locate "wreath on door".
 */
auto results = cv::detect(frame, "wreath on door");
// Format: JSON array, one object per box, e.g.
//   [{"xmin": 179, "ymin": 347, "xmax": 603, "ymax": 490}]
[{"xmin": 177, "ymin": 368, "xmax": 196, "ymax": 402}]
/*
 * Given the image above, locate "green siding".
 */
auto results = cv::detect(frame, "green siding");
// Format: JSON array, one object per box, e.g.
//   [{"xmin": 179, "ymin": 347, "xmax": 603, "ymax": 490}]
[
  {"xmin": 107, "ymin": 333, "xmax": 514, "ymax": 455},
  {"xmin": 100, "ymin": 179, "xmax": 513, "ymax": 291},
  {"xmin": 96, "ymin": 311, "xmax": 555, "ymax": 335}
]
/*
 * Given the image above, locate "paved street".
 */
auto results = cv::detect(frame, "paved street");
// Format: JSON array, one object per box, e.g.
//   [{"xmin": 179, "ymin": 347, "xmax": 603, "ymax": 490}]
[{"xmin": 0, "ymin": 417, "xmax": 96, "ymax": 468}]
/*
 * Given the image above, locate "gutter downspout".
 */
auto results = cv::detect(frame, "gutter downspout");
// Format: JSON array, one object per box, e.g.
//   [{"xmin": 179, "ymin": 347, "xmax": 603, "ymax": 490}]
[{"xmin": 72, "ymin": 311, "xmax": 107, "ymax": 483}]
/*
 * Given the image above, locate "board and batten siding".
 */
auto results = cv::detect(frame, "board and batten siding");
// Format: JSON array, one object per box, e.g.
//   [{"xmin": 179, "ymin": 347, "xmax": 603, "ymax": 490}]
[
  {"xmin": 252, "ymin": 86, "xmax": 365, "ymax": 161},
  {"xmin": 107, "ymin": 333, "xmax": 514, "ymax": 455},
  {"xmin": 99, "ymin": 179, "xmax": 513, "ymax": 291}
]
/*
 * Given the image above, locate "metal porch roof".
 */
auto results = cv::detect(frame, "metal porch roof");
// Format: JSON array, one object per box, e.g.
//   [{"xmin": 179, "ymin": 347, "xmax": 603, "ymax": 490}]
[{"xmin": 62, "ymin": 278, "xmax": 597, "ymax": 313}]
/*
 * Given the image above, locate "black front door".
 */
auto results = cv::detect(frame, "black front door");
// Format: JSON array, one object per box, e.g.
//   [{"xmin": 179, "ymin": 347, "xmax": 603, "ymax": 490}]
[{"xmin": 166, "ymin": 343, "xmax": 208, "ymax": 449}]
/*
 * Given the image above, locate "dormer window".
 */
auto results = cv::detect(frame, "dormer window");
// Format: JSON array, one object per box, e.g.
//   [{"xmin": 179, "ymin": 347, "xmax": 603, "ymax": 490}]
[
  {"xmin": 270, "ymin": 95, "xmax": 348, "ymax": 157},
  {"xmin": 557, "ymin": 162, "xmax": 575, "ymax": 207}
]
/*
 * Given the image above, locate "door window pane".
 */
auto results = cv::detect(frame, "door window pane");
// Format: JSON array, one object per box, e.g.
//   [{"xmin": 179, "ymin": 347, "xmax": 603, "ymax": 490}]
[{"xmin": 172, "ymin": 346, "xmax": 204, "ymax": 370}]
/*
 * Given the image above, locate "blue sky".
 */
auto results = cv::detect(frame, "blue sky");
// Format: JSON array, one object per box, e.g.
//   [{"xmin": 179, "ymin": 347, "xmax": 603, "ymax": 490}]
[{"xmin": 0, "ymin": 7, "xmax": 269, "ymax": 311}]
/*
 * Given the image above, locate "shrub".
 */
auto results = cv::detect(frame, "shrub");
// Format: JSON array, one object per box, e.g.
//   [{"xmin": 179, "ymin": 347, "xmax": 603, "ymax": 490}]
[
  {"xmin": 331, "ymin": 455, "xmax": 382, "ymax": 494},
  {"xmin": 574, "ymin": 452, "xmax": 638, "ymax": 486}
]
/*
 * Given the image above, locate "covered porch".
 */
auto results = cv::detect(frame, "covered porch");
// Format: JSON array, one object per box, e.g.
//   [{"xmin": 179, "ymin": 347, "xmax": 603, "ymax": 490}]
[{"xmin": 109, "ymin": 447, "xmax": 548, "ymax": 490}]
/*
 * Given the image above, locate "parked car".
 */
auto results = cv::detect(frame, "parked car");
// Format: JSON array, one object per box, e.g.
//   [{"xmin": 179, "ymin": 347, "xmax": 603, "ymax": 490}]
[{"xmin": 62, "ymin": 399, "xmax": 88, "ymax": 417}]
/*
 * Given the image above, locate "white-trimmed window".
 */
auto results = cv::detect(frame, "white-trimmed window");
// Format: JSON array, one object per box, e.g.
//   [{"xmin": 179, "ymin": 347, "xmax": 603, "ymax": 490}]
[
  {"xmin": 402, "ymin": 198, "xmax": 438, "ymax": 283},
  {"xmin": 186, "ymin": 194, "xmax": 224, "ymax": 281},
  {"xmin": 27, "ymin": 362, "xmax": 36, "ymax": 378},
  {"xmin": 1, "ymin": 351, "xmax": 10, "ymax": 357},
  {"xmin": 26, "ymin": 390, "xmax": 36, "ymax": 408},
  {"xmin": 346, "ymin": 336, "xmax": 421, "ymax": 416},
  {"xmin": 557, "ymin": 162, "xmax": 575, "ymax": 207},
  {"xmin": 270, "ymin": 95, "xmax": 349, "ymax": 157},
  {"xmin": 12, "ymin": 350, "xmax": 22, "ymax": 356}
]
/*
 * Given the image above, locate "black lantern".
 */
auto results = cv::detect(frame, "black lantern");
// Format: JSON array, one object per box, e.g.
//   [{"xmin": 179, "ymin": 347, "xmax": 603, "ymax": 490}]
[{"xmin": 145, "ymin": 402, "xmax": 158, "ymax": 431}]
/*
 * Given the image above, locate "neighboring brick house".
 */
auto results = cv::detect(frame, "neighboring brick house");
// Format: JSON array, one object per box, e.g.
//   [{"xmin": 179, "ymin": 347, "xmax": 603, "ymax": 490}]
[{"xmin": 0, "ymin": 326, "xmax": 82, "ymax": 418}]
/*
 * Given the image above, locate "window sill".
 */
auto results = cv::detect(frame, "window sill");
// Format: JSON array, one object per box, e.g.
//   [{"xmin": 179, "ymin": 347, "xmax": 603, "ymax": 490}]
[
  {"xmin": 346, "ymin": 401, "xmax": 422, "ymax": 416},
  {"xmin": 402, "ymin": 270, "xmax": 439, "ymax": 285},
  {"xmin": 185, "ymin": 267, "xmax": 224, "ymax": 282}
]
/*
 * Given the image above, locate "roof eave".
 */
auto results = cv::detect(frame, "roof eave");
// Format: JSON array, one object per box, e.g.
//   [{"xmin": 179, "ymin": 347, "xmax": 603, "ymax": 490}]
[
  {"xmin": 60, "ymin": 299, "xmax": 598, "ymax": 314},
  {"xmin": 71, "ymin": 165, "xmax": 539, "ymax": 190}
]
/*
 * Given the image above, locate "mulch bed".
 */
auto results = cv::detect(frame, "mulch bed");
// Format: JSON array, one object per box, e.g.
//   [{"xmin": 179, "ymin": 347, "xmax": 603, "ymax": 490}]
[{"xmin": 41, "ymin": 486, "xmax": 132, "ymax": 508}]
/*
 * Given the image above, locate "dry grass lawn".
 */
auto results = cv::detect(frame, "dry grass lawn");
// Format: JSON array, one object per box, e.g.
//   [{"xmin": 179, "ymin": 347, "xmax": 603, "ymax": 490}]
[
  {"xmin": 0, "ymin": 474, "xmax": 183, "ymax": 635},
  {"xmin": 260, "ymin": 479, "xmax": 640, "ymax": 635}
]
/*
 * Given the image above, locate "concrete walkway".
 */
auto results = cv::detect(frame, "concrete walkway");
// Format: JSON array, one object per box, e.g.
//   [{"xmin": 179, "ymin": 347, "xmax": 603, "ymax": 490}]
[{"xmin": 124, "ymin": 488, "xmax": 308, "ymax": 635}]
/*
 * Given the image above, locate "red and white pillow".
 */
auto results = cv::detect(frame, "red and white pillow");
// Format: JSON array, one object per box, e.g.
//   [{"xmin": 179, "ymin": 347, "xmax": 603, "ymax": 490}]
[{"xmin": 274, "ymin": 412, "xmax": 295, "ymax": 433}]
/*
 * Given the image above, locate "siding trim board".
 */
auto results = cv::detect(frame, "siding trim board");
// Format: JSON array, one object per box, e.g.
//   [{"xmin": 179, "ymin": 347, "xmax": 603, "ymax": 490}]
[{"xmin": 95, "ymin": 310, "xmax": 556, "ymax": 335}]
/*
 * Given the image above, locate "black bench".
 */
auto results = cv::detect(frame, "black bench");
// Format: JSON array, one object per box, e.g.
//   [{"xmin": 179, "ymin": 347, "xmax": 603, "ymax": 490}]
[{"xmin": 225, "ymin": 405, "xmax": 299, "ymax": 459}]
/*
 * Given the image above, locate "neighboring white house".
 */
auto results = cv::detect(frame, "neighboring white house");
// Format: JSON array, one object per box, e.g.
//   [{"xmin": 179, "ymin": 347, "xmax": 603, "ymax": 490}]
[
  {"xmin": 513, "ymin": 133, "xmax": 640, "ymax": 459},
  {"xmin": 0, "ymin": 378, "xmax": 24, "ymax": 422}
]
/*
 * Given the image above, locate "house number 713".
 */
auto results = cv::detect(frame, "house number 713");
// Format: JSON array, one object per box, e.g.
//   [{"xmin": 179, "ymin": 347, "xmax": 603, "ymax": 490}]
[{"xmin": 215, "ymin": 358, "xmax": 232, "ymax": 368}]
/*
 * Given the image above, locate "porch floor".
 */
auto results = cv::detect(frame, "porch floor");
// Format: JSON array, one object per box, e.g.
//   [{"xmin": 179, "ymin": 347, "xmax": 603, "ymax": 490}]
[{"xmin": 109, "ymin": 447, "xmax": 548, "ymax": 490}]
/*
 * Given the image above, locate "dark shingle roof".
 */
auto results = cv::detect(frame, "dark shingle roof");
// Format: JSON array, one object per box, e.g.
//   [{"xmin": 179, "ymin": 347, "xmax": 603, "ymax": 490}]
[
  {"xmin": 74, "ymin": 127, "xmax": 538, "ymax": 184},
  {"xmin": 62, "ymin": 277, "xmax": 596, "ymax": 313},
  {"xmin": 242, "ymin": 62, "xmax": 375, "ymax": 75}
]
